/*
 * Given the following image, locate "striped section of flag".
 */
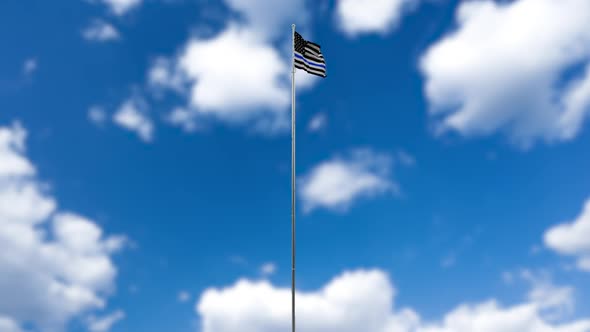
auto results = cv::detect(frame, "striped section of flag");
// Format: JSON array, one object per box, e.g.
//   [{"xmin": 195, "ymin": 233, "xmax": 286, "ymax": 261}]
[{"xmin": 294, "ymin": 31, "xmax": 326, "ymax": 78}]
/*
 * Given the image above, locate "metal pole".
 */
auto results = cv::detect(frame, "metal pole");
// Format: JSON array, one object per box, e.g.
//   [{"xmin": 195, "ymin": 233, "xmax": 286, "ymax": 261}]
[{"xmin": 291, "ymin": 23, "xmax": 296, "ymax": 332}]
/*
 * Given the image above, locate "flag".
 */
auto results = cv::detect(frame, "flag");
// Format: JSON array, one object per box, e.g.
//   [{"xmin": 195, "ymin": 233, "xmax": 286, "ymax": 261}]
[{"xmin": 294, "ymin": 31, "xmax": 327, "ymax": 78}]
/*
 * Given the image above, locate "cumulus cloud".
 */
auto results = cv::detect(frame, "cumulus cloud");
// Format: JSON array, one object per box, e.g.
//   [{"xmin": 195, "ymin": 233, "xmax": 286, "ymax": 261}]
[
  {"xmin": 0, "ymin": 122, "xmax": 125, "ymax": 331},
  {"xmin": 150, "ymin": 25, "xmax": 290, "ymax": 131},
  {"xmin": 299, "ymin": 149, "xmax": 395, "ymax": 212},
  {"xmin": 195, "ymin": 269, "xmax": 590, "ymax": 332},
  {"xmin": 155, "ymin": 48, "xmax": 317, "ymax": 133},
  {"xmin": 420, "ymin": 0, "xmax": 590, "ymax": 147},
  {"xmin": 113, "ymin": 98, "xmax": 154, "ymax": 142},
  {"xmin": 83, "ymin": 20, "xmax": 120, "ymax": 42},
  {"xmin": 336, "ymin": 0, "xmax": 416, "ymax": 37},
  {"xmin": 544, "ymin": 198, "xmax": 590, "ymax": 272},
  {"xmin": 87, "ymin": 310, "xmax": 125, "ymax": 332},
  {"xmin": 197, "ymin": 270, "xmax": 419, "ymax": 332},
  {"xmin": 144, "ymin": 0, "xmax": 319, "ymax": 134},
  {"xmin": 178, "ymin": 25, "xmax": 289, "ymax": 119}
]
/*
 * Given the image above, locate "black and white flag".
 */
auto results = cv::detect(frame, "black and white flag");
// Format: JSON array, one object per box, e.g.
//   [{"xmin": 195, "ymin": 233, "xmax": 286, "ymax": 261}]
[{"xmin": 294, "ymin": 31, "xmax": 327, "ymax": 78}]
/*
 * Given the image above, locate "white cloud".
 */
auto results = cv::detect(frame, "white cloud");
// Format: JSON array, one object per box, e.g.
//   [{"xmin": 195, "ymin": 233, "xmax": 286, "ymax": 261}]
[
  {"xmin": 420, "ymin": 0, "xmax": 590, "ymax": 147},
  {"xmin": 197, "ymin": 270, "xmax": 419, "ymax": 332},
  {"xmin": 150, "ymin": 24, "xmax": 292, "ymax": 132},
  {"xmin": 83, "ymin": 20, "xmax": 120, "ymax": 42},
  {"xmin": 544, "ymin": 198, "xmax": 590, "ymax": 272},
  {"xmin": 195, "ymin": 269, "xmax": 590, "ymax": 332},
  {"xmin": 100, "ymin": 0, "xmax": 142, "ymax": 15},
  {"xmin": 336, "ymin": 0, "xmax": 415, "ymax": 37},
  {"xmin": 144, "ymin": 1, "xmax": 321, "ymax": 134},
  {"xmin": 178, "ymin": 25, "xmax": 289, "ymax": 119},
  {"xmin": 0, "ymin": 122, "xmax": 125, "ymax": 331},
  {"xmin": 418, "ymin": 302, "xmax": 590, "ymax": 332},
  {"xmin": 299, "ymin": 149, "xmax": 395, "ymax": 212},
  {"xmin": 308, "ymin": 113, "xmax": 327, "ymax": 132},
  {"xmin": 0, "ymin": 123, "xmax": 34, "ymax": 177},
  {"xmin": 260, "ymin": 262, "xmax": 277, "ymax": 277},
  {"xmin": 166, "ymin": 107, "xmax": 199, "ymax": 133},
  {"xmin": 23, "ymin": 58, "xmax": 37, "ymax": 76},
  {"xmin": 87, "ymin": 310, "xmax": 125, "ymax": 332},
  {"xmin": 88, "ymin": 106, "xmax": 108, "ymax": 126},
  {"xmin": 561, "ymin": 63, "xmax": 590, "ymax": 139},
  {"xmin": 580, "ymin": 258, "xmax": 590, "ymax": 271},
  {"xmin": 148, "ymin": 57, "xmax": 186, "ymax": 94},
  {"xmin": 113, "ymin": 98, "xmax": 154, "ymax": 142},
  {"xmin": 520, "ymin": 270, "xmax": 574, "ymax": 321}
]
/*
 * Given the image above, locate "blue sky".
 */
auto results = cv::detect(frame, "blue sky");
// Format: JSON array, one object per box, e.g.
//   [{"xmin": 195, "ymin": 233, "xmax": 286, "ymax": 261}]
[{"xmin": 1, "ymin": 0, "xmax": 590, "ymax": 332}]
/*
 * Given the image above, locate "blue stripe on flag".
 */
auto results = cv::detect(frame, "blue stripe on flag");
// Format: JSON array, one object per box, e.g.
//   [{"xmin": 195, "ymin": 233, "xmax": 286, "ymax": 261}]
[{"xmin": 294, "ymin": 53, "xmax": 326, "ymax": 69}]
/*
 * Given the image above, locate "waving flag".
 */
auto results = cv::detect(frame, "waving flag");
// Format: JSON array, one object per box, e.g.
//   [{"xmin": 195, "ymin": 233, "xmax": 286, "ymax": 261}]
[{"xmin": 294, "ymin": 31, "xmax": 327, "ymax": 78}]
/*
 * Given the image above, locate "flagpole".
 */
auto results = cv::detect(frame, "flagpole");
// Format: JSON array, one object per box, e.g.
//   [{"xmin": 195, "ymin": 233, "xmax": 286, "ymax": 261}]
[{"xmin": 290, "ymin": 23, "xmax": 297, "ymax": 332}]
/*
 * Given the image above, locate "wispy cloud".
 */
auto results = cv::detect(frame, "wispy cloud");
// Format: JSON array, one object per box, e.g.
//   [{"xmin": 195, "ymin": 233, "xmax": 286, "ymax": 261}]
[
  {"xmin": 23, "ymin": 58, "xmax": 37, "ymax": 76},
  {"xmin": 260, "ymin": 262, "xmax": 277, "ymax": 277},
  {"xmin": 335, "ymin": 0, "xmax": 417, "ymax": 37},
  {"xmin": 87, "ymin": 310, "xmax": 125, "ymax": 332},
  {"xmin": 100, "ymin": 0, "xmax": 142, "ymax": 16},
  {"xmin": 88, "ymin": 106, "xmax": 108, "ymax": 126},
  {"xmin": 83, "ymin": 20, "xmax": 120, "ymax": 42},
  {"xmin": 308, "ymin": 113, "xmax": 327, "ymax": 132},
  {"xmin": 113, "ymin": 98, "xmax": 154, "ymax": 142},
  {"xmin": 544, "ymin": 198, "xmax": 590, "ymax": 272},
  {"xmin": 299, "ymin": 149, "xmax": 395, "ymax": 213}
]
